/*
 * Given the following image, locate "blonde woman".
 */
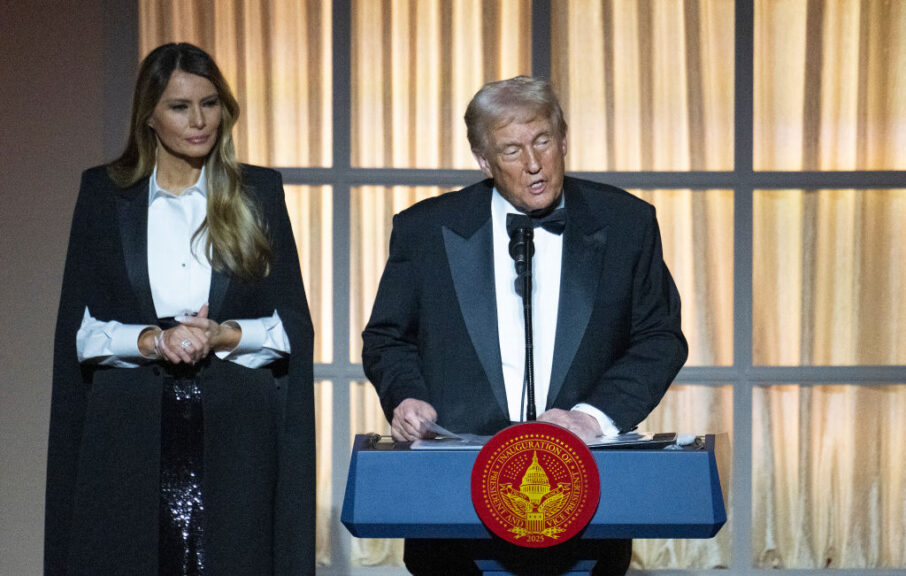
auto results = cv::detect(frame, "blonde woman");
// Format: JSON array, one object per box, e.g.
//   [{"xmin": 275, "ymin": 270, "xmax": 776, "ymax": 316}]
[{"xmin": 46, "ymin": 43, "xmax": 314, "ymax": 575}]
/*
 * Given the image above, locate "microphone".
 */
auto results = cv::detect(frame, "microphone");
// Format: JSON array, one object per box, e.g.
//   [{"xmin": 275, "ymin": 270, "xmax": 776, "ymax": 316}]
[
  {"xmin": 507, "ymin": 217, "xmax": 534, "ymax": 278},
  {"xmin": 506, "ymin": 215, "xmax": 536, "ymax": 421}
]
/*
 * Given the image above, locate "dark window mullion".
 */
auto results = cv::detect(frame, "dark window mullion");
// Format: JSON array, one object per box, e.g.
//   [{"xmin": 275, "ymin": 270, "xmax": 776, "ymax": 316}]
[
  {"xmin": 733, "ymin": 0, "xmax": 756, "ymax": 573},
  {"xmin": 532, "ymin": 0, "xmax": 552, "ymax": 79},
  {"xmin": 328, "ymin": 0, "xmax": 354, "ymax": 570}
]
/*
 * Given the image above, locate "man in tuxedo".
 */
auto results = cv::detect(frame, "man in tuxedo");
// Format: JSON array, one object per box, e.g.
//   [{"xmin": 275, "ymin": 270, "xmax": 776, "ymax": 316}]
[{"xmin": 362, "ymin": 76, "xmax": 687, "ymax": 576}]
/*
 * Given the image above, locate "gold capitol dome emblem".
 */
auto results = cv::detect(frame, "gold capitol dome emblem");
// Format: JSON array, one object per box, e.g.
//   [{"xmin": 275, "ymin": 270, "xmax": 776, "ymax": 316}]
[
  {"xmin": 471, "ymin": 423, "xmax": 600, "ymax": 547},
  {"xmin": 502, "ymin": 450, "xmax": 571, "ymax": 538}
]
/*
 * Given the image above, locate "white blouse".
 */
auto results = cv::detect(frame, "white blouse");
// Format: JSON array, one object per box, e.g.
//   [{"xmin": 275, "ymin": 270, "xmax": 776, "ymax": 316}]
[{"xmin": 76, "ymin": 166, "xmax": 290, "ymax": 368}]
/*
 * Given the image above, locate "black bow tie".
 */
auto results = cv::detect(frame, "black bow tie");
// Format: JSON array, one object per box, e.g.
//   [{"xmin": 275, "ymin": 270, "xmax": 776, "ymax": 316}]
[{"xmin": 505, "ymin": 208, "xmax": 567, "ymax": 236}]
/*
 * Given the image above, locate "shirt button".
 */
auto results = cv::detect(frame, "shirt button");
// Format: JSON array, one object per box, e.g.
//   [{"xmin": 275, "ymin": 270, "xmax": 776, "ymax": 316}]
[{"xmin": 181, "ymin": 263, "xmax": 187, "ymax": 268}]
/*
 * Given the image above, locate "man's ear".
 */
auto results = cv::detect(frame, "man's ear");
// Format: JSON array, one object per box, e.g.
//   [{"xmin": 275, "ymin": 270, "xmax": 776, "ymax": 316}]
[{"xmin": 473, "ymin": 151, "xmax": 493, "ymax": 179}]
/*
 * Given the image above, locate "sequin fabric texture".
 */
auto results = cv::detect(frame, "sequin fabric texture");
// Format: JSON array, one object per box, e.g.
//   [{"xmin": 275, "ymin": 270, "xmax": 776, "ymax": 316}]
[{"xmin": 159, "ymin": 376, "xmax": 205, "ymax": 575}]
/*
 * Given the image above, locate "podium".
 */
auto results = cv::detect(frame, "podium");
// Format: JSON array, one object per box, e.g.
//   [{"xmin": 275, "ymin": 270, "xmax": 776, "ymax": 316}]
[{"xmin": 342, "ymin": 434, "xmax": 727, "ymax": 575}]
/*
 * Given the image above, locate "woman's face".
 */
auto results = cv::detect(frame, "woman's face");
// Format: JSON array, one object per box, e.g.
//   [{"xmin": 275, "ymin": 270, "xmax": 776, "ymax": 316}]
[{"xmin": 148, "ymin": 70, "xmax": 222, "ymax": 164}]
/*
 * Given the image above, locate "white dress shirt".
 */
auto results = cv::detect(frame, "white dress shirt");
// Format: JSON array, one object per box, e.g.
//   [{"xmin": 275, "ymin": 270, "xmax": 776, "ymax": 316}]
[
  {"xmin": 76, "ymin": 166, "xmax": 290, "ymax": 368},
  {"xmin": 491, "ymin": 189, "xmax": 619, "ymax": 436}
]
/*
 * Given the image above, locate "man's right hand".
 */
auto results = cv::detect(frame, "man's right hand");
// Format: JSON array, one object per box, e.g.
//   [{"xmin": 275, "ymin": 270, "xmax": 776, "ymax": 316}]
[{"xmin": 391, "ymin": 398, "xmax": 438, "ymax": 441}]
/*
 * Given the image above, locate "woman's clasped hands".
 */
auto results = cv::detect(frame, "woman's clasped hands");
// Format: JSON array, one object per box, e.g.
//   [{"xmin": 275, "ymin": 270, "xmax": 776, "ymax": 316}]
[{"xmin": 141, "ymin": 304, "xmax": 241, "ymax": 365}]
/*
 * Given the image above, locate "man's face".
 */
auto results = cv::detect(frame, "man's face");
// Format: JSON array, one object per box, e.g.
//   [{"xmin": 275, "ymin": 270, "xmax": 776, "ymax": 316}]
[{"xmin": 474, "ymin": 114, "xmax": 567, "ymax": 215}]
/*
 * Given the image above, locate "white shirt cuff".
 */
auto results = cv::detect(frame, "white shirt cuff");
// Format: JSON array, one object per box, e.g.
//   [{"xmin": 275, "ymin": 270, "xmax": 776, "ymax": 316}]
[
  {"xmin": 214, "ymin": 311, "xmax": 290, "ymax": 367},
  {"xmin": 217, "ymin": 318, "xmax": 268, "ymax": 357},
  {"xmin": 572, "ymin": 403, "xmax": 621, "ymax": 437},
  {"xmin": 108, "ymin": 323, "xmax": 153, "ymax": 358}
]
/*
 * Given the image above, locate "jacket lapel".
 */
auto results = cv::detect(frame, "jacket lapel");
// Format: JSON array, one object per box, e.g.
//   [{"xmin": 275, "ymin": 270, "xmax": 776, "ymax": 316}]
[
  {"xmin": 117, "ymin": 178, "xmax": 232, "ymax": 322},
  {"xmin": 442, "ymin": 183, "xmax": 509, "ymax": 420},
  {"xmin": 116, "ymin": 181, "xmax": 159, "ymax": 324},
  {"xmin": 207, "ymin": 268, "xmax": 231, "ymax": 317},
  {"xmin": 547, "ymin": 180, "xmax": 609, "ymax": 407}
]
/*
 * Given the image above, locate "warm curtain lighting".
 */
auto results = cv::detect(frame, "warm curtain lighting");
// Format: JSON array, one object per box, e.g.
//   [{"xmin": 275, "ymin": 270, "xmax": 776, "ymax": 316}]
[
  {"xmin": 350, "ymin": 186, "xmax": 450, "ymax": 362},
  {"xmin": 551, "ymin": 0, "xmax": 734, "ymax": 171},
  {"xmin": 139, "ymin": 0, "xmax": 332, "ymax": 167},
  {"xmin": 755, "ymin": 0, "xmax": 906, "ymax": 170},
  {"xmin": 751, "ymin": 189, "xmax": 906, "ymax": 567},
  {"xmin": 285, "ymin": 185, "xmax": 333, "ymax": 364},
  {"xmin": 314, "ymin": 381, "xmax": 334, "ymax": 566},
  {"xmin": 751, "ymin": 0, "xmax": 906, "ymax": 563},
  {"xmin": 753, "ymin": 189, "xmax": 906, "ymax": 366},
  {"xmin": 753, "ymin": 384, "xmax": 906, "ymax": 568},
  {"xmin": 351, "ymin": 0, "xmax": 531, "ymax": 168}
]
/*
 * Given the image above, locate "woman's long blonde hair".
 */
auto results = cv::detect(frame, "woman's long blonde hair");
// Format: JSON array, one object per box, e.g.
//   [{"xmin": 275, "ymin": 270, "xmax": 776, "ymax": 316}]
[{"xmin": 108, "ymin": 43, "xmax": 272, "ymax": 281}]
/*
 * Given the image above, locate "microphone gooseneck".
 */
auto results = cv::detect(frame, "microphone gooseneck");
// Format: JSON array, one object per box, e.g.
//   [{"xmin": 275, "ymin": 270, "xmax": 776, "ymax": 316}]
[{"xmin": 507, "ymin": 219, "xmax": 536, "ymax": 421}]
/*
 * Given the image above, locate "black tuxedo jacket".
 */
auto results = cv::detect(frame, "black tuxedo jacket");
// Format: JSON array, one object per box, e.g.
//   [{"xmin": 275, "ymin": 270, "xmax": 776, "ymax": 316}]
[
  {"xmin": 363, "ymin": 176, "xmax": 687, "ymax": 435},
  {"xmin": 45, "ymin": 165, "xmax": 315, "ymax": 575}
]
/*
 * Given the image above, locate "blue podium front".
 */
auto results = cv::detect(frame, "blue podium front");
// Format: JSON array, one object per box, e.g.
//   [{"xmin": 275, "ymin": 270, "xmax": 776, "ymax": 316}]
[{"xmin": 341, "ymin": 434, "xmax": 727, "ymax": 574}]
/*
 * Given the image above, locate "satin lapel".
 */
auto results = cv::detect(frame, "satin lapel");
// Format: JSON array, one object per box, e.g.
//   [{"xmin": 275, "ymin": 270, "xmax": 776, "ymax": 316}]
[
  {"xmin": 442, "ymin": 220, "xmax": 509, "ymax": 420},
  {"xmin": 116, "ymin": 182, "xmax": 159, "ymax": 324},
  {"xmin": 207, "ymin": 268, "xmax": 231, "ymax": 317},
  {"xmin": 547, "ymin": 184, "xmax": 608, "ymax": 407}
]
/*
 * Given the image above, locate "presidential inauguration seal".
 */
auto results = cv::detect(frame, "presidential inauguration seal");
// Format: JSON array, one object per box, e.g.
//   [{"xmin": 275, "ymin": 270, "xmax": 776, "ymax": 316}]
[{"xmin": 471, "ymin": 422, "xmax": 600, "ymax": 548}]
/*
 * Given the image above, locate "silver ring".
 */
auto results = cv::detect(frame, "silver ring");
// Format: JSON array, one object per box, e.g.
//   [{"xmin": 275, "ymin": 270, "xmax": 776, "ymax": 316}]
[{"xmin": 181, "ymin": 339, "xmax": 192, "ymax": 349}]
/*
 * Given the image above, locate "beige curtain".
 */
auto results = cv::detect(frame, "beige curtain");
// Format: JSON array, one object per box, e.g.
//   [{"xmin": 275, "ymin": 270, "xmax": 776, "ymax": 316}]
[
  {"xmin": 755, "ymin": 0, "xmax": 906, "ymax": 170},
  {"xmin": 752, "ymin": 189, "xmax": 906, "ymax": 568},
  {"xmin": 139, "ymin": 2, "xmax": 334, "ymax": 361},
  {"xmin": 751, "ymin": 0, "xmax": 906, "ymax": 567},
  {"xmin": 352, "ymin": 0, "xmax": 531, "ymax": 168},
  {"xmin": 350, "ymin": 186, "xmax": 448, "ymax": 362},
  {"xmin": 285, "ymin": 186, "xmax": 333, "ymax": 364},
  {"xmin": 313, "ymin": 381, "xmax": 334, "ymax": 566},
  {"xmin": 754, "ymin": 189, "xmax": 906, "ymax": 366},
  {"xmin": 552, "ymin": 0, "xmax": 735, "ymax": 171},
  {"xmin": 753, "ymin": 384, "xmax": 906, "ymax": 568}
]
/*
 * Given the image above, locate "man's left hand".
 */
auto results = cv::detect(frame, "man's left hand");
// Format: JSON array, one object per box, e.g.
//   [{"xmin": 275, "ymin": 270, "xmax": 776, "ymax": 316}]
[{"xmin": 538, "ymin": 409, "xmax": 602, "ymax": 443}]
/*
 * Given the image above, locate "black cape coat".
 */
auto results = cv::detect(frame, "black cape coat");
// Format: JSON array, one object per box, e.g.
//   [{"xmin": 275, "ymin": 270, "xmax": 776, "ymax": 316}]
[{"xmin": 44, "ymin": 165, "xmax": 315, "ymax": 575}]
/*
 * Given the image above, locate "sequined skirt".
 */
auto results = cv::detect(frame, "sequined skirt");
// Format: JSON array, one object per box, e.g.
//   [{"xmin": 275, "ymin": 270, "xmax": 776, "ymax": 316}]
[{"xmin": 158, "ymin": 375, "xmax": 205, "ymax": 576}]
